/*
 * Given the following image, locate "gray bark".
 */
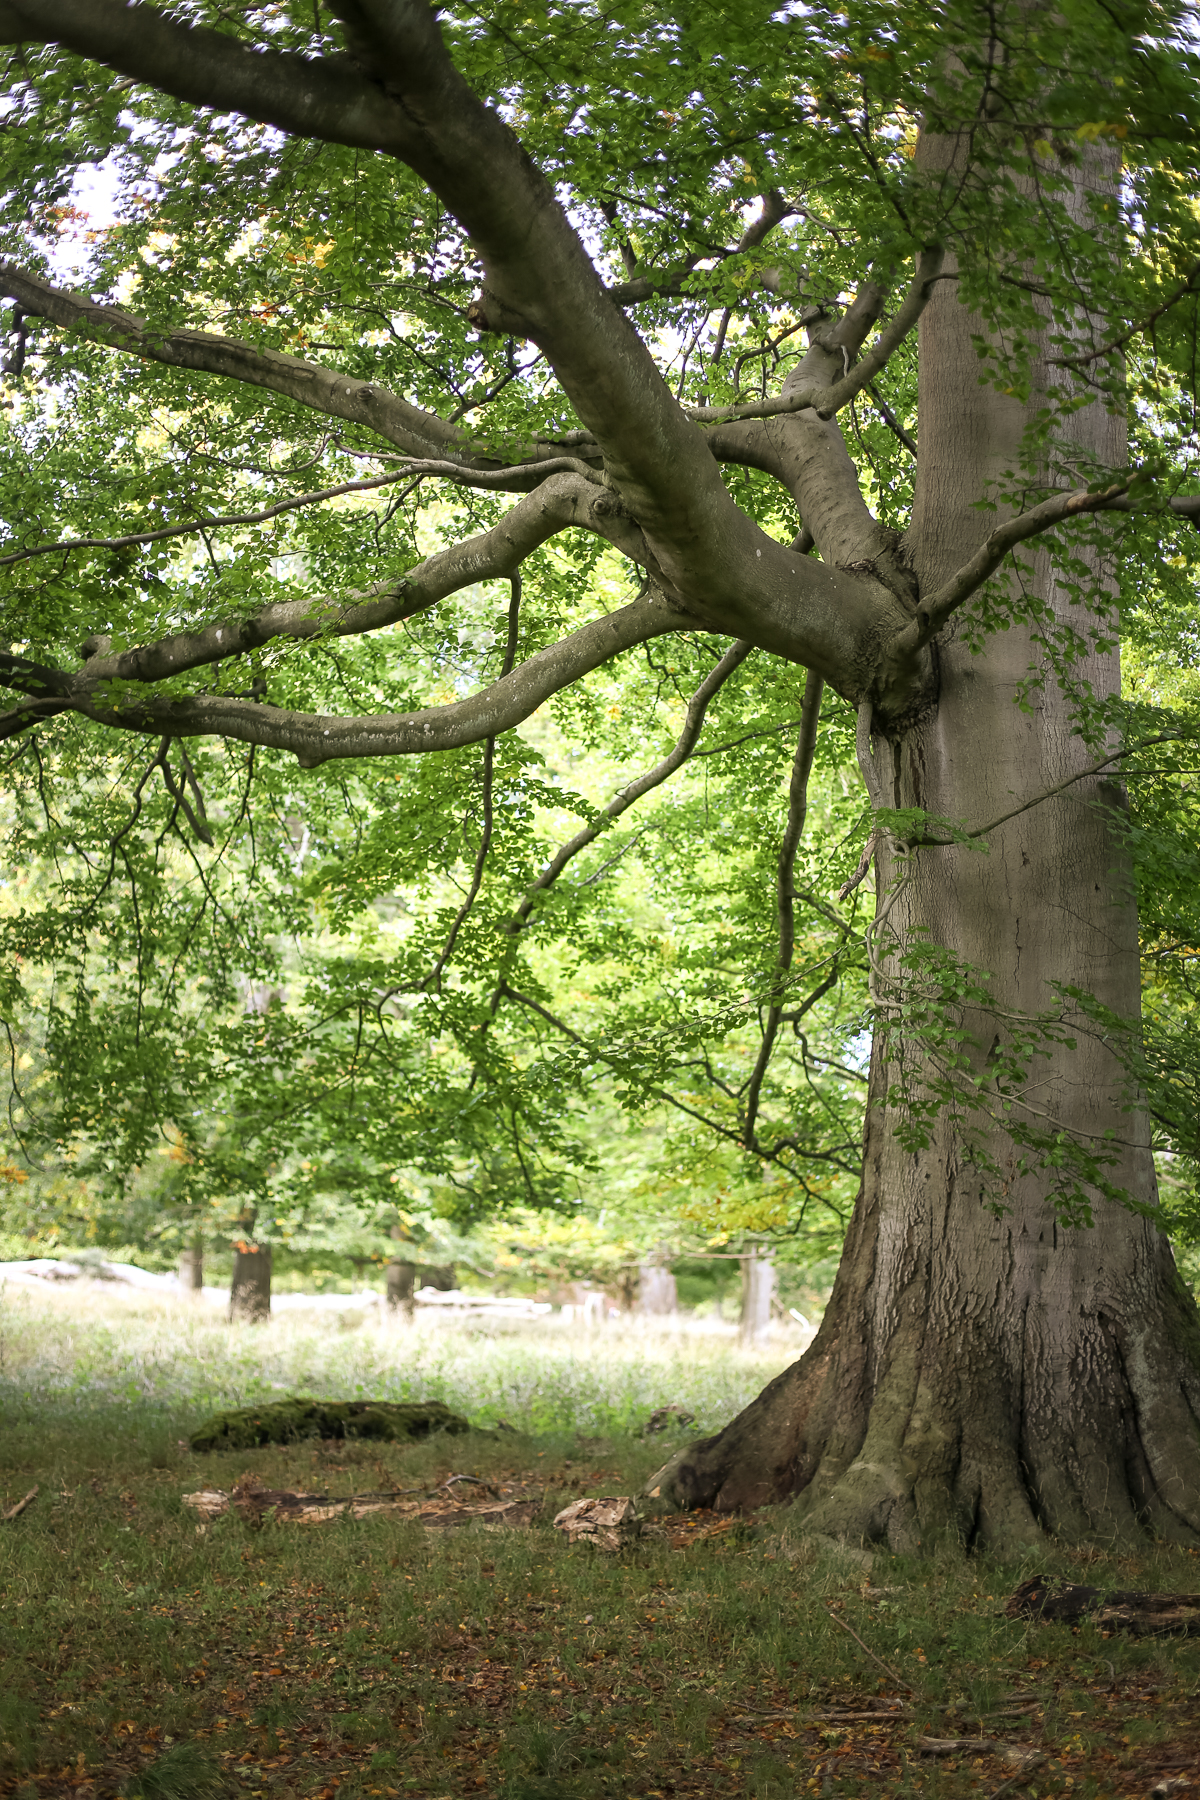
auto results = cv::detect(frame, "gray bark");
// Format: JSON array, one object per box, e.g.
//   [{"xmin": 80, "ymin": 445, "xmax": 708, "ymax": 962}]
[
  {"xmin": 638, "ymin": 1264, "xmax": 678, "ymax": 1316},
  {"xmin": 739, "ymin": 1252, "xmax": 776, "ymax": 1349},
  {"xmin": 229, "ymin": 1243, "xmax": 271, "ymax": 1324},
  {"xmin": 178, "ymin": 1238, "xmax": 203, "ymax": 1293},
  {"xmin": 650, "ymin": 192, "xmax": 1200, "ymax": 1553},
  {"xmin": 385, "ymin": 1258, "xmax": 415, "ymax": 1320}
]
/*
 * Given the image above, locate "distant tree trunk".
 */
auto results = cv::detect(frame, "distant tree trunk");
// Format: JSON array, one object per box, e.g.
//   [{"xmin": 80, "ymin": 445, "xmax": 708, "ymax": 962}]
[
  {"xmin": 739, "ymin": 1252, "xmax": 775, "ymax": 1348},
  {"xmin": 386, "ymin": 1256, "xmax": 416, "ymax": 1320},
  {"xmin": 638, "ymin": 1262, "xmax": 678, "ymax": 1316},
  {"xmin": 178, "ymin": 1233, "xmax": 203, "ymax": 1293},
  {"xmin": 419, "ymin": 1263, "xmax": 456, "ymax": 1292},
  {"xmin": 229, "ymin": 1241, "xmax": 271, "ymax": 1323}
]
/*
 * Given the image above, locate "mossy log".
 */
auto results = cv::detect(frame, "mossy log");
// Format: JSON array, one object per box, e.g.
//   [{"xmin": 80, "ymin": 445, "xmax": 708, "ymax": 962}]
[{"xmin": 189, "ymin": 1398, "xmax": 469, "ymax": 1452}]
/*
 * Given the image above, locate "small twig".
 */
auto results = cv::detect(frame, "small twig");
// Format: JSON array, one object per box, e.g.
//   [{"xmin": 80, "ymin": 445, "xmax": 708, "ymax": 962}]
[
  {"xmin": 1, "ymin": 1485, "xmax": 38, "ymax": 1522},
  {"xmin": 824, "ymin": 1602, "xmax": 918, "ymax": 1695}
]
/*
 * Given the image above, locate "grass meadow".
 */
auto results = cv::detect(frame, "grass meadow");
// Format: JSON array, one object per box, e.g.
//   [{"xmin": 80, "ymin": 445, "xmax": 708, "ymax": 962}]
[{"xmin": 2, "ymin": 1280, "xmax": 1199, "ymax": 1800}]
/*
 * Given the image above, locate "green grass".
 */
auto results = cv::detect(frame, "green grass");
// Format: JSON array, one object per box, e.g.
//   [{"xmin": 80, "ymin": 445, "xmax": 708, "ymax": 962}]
[
  {"xmin": 3, "ymin": 1284, "xmax": 1200, "ymax": 1800},
  {"xmin": 0, "ymin": 1283, "xmax": 789, "ymax": 1440}
]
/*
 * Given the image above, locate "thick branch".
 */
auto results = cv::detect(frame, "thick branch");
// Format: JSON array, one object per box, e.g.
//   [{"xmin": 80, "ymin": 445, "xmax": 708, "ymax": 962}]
[
  {"xmin": 687, "ymin": 250, "xmax": 945, "ymax": 426},
  {"xmin": 1, "ymin": 8, "xmax": 866, "ymax": 668},
  {"xmin": 3, "ymin": 9, "xmax": 915, "ymax": 698},
  {"xmin": 0, "ymin": 263, "xmax": 499, "ymax": 469},
  {"xmin": 507, "ymin": 638, "xmax": 754, "ymax": 932},
  {"xmin": 888, "ymin": 481, "xmax": 1132, "ymax": 656},
  {"xmin": 0, "ymin": 0, "xmax": 422, "ymax": 149},
  {"xmin": 2, "ymin": 591, "xmax": 688, "ymax": 765},
  {"xmin": 56, "ymin": 473, "xmax": 653, "ymax": 690}
]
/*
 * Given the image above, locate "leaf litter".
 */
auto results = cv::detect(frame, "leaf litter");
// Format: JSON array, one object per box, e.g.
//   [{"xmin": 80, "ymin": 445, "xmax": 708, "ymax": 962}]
[{"xmin": 4, "ymin": 1444, "xmax": 1200, "ymax": 1800}]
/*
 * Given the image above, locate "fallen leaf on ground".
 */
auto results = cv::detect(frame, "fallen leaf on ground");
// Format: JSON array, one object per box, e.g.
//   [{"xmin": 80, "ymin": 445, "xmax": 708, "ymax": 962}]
[{"xmin": 553, "ymin": 1495, "xmax": 641, "ymax": 1550}]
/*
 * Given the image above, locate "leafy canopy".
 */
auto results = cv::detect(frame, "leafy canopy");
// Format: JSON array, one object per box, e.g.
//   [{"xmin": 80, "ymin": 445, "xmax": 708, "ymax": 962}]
[{"xmin": 0, "ymin": 0, "xmax": 1198, "ymax": 1255}]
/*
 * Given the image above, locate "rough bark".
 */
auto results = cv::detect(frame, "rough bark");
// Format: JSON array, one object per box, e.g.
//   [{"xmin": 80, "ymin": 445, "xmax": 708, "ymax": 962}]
[{"xmin": 649, "ymin": 190, "xmax": 1200, "ymax": 1555}]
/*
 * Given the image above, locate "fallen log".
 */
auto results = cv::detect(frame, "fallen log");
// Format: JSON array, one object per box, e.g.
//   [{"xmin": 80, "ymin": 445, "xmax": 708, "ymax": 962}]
[
  {"xmin": 188, "ymin": 1397, "xmax": 469, "ymax": 1451},
  {"xmin": 182, "ymin": 1471, "xmax": 541, "ymax": 1529},
  {"xmin": 1006, "ymin": 1575, "xmax": 1200, "ymax": 1636},
  {"xmin": 918, "ymin": 1738, "xmax": 1045, "ymax": 1771}
]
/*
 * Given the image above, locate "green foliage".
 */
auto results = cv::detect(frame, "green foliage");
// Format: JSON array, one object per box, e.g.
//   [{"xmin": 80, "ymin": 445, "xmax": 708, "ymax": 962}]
[{"xmin": 1, "ymin": 0, "xmax": 1199, "ymax": 1263}]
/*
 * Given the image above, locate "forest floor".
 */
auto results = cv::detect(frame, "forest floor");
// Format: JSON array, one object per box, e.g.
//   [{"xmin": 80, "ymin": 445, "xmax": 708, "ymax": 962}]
[{"xmin": 2, "ymin": 1286, "xmax": 1199, "ymax": 1800}]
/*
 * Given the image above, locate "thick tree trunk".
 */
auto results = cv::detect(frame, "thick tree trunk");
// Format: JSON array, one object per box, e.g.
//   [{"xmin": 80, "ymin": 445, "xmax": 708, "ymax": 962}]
[
  {"xmin": 229, "ymin": 1240, "xmax": 271, "ymax": 1323},
  {"xmin": 651, "ymin": 212, "xmax": 1200, "ymax": 1554}
]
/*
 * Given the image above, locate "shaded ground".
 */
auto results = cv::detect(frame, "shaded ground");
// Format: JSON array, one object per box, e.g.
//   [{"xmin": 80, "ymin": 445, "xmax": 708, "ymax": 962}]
[{"xmin": 3, "ymin": 1416, "xmax": 1200, "ymax": 1800}]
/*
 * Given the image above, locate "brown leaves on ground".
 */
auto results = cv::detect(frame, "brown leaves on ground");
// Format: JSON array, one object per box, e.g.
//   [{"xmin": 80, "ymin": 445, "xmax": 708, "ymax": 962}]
[{"xmin": 4, "ymin": 1456, "xmax": 1200, "ymax": 1800}]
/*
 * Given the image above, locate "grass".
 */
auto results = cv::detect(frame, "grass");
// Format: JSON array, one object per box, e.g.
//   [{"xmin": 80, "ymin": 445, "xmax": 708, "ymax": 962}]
[{"xmin": 2, "ymin": 1283, "xmax": 1200, "ymax": 1800}]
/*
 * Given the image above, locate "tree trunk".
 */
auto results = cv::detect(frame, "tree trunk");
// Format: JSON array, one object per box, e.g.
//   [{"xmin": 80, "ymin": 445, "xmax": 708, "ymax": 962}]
[
  {"xmin": 386, "ymin": 1256, "xmax": 416, "ymax": 1320},
  {"xmin": 650, "ymin": 201, "xmax": 1200, "ymax": 1554},
  {"xmin": 638, "ymin": 1262, "xmax": 679, "ymax": 1316},
  {"xmin": 178, "ymin": 1234, "xmax": 203, "ymax": 1293},
  {"xmin": 229, "ymin": 1241, "xmax": 271, "ymax": 1323}
]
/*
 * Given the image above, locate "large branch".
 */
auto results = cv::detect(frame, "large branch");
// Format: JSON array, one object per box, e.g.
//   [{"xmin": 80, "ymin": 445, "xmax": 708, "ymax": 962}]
[
  {"xmin": 753, "ymin": 272, "xmax": 921, "ymax": 581},
  {"xmin": 0, "ymin": 590, "xmax": 688, "ymax": 764},
  {"xmin": 886, "ymin": 481, "xmax": 1134, "ymax": 659},
  {"xmin": 0, "ymin": 0, "xmax": 419, "ymax": 150},
  {"xmin": 2, "ymin": 5, "xmax": 723, "ymax": 520},
  {"xmin": 0, "ymin": 5, "xmax": 884, "ymax": 682},
  {"xmin": 687, "ymin": 250, "xmax": 945, "ymax": 427},
  {"xmin": 55, "ymin": 473, "xmax": 657, "ymax": 689},
  {"xmin": 0, "ymin": 264, "xmax": 503, "ymax": 470}
]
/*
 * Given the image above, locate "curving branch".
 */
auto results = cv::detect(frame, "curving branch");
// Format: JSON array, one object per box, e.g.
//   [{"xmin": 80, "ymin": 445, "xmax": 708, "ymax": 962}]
[
  {"xmin": 506, "ymin": 637, "xmax": 755, "ymax": 933},
  {"xmin": 886, "ymin": 480, "xmax": 1134, "ymax": 658},
  {"xmin": 0, "ymin": 588, "xmax": 690, "ymax": 765},
  {"xmin": 0, "ymin": 6, "xmax": 779, "ymax": 599},
  {"xmin": 0, "ymin": 456, "xmax": 609, "ymax": 569},
  {"xmin": 687, "ymin": 249, "xmax": 945, "ymax": 427},
  {"xmin": 0, "ymin": 0, "xmax": 424, "ymax": 150},
  {"xmin": 45, "ymin": 473, "xmax": 655, "ymax": 692},
  {"xmin": 1047, "ymin": 262, "xmax": 1200, "ymax": 370},
  {"xmin": 420, "ymin": 574, "xmax": 523, "ymax": 990},
  {"xmin": 0, "ymin": 468, "xmax": 424, "ymax": 568},
  {"xmin": 742, "ymin": 670, "xmax": 825, "ymax": 1147},
  {"xmin": 0, "ymin": 263, "xmax": 516, "ymax": 472}
]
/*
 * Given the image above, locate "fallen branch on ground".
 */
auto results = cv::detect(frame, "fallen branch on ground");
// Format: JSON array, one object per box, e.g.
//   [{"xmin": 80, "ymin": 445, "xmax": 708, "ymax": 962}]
[
  {"xmin": 1, "ymin": 1485, "xmax": 37, "ymax": 1522},
  {"xmin": 1007, "ymin": 1575, "xmax": 1200, "ymax": 1636}
]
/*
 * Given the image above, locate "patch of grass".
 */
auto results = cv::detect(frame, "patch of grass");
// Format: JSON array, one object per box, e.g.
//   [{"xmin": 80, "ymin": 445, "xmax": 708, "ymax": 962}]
[
  {"xmin": 2, "ymin": 1286, "xmax": 1200, "ymax": 1800},
  {"xmin": 121, "ymin": 1744, "xmax": 222, "ymax": 1800}
]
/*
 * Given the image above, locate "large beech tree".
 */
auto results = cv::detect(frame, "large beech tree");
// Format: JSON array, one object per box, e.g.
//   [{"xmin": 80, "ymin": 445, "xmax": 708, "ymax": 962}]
[{"xmin": 2, "ymin": 0, "xmax": 1200, "ymax": 1550}]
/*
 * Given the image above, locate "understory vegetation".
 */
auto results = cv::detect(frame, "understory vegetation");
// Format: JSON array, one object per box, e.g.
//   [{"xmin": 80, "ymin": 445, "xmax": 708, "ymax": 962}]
[{"xmin": 2, "ymin": 1290, "xmax": 1199, "ymax": 1800}]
